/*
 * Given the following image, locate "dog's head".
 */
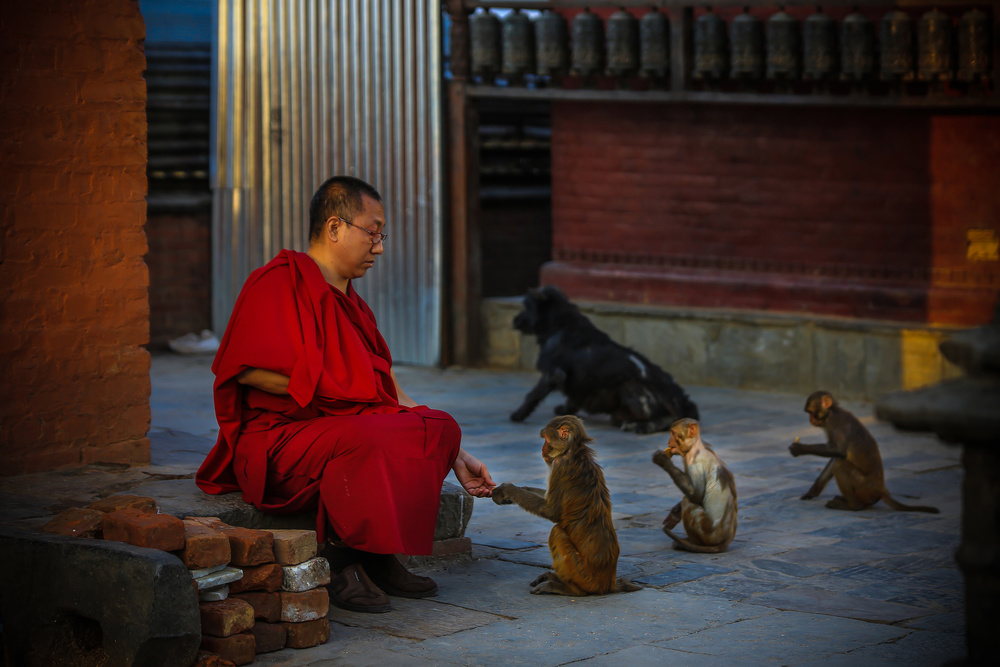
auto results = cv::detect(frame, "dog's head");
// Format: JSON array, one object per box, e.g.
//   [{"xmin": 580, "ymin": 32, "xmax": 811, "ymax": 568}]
[{"xmin": 513, "ymin": 285, "xmax": 574, "ymax": 338}]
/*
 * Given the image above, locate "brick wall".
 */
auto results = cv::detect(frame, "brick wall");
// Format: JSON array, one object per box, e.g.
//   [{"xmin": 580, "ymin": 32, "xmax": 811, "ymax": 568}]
[
  {"xmin": 0, "ymin": 0, "xmax": 151, "ymax": 475},
  {"xmin": 544, "ymin": 101, "xmax": 1000, "ymax": 325},
  {"xmin": 147, "ymin": 211, "xmax": 212, "ymax": 346}
]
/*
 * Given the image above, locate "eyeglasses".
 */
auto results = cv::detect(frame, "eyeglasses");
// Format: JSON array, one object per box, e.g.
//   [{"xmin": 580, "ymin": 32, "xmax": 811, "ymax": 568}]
[{"xmin": 337, "ymin": 217, "xmax": 387, "ymax": 246}]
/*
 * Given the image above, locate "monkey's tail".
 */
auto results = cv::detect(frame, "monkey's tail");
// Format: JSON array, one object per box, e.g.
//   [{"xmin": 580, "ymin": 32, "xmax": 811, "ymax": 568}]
[
  {"xmin": 663, "ymin": 528, "xmax": 728, "ymax": 553},
  {"xmin": 614, "ymin": 577, "xmax": 642, "ymax": 593},
  {"xmin": 881, "ymin": 492, "xmax": 940, "ymax": 514}
]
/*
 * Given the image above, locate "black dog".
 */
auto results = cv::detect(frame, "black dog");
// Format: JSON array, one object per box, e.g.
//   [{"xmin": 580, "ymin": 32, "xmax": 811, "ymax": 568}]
[{"xmin": 510, "ymin": 286, "xmax": 699, "ymax": 434}]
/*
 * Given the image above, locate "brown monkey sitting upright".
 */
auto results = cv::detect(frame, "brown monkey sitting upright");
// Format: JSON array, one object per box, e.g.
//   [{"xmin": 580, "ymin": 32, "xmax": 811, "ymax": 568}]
[
  {"xmin": 491, "ymin": 415, "xmax": 640, "ymax": 596},
  {"xmin": 652, "ymin": 418, "xmax": 738, "ymax": 553},
  {"xmin": 789, "ymin": 391, "xmax": 939, "ymax": 513}
]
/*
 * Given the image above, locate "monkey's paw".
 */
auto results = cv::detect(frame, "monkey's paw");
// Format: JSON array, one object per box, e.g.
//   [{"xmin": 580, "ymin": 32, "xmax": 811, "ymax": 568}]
[
  {"xmin": 491, "ymin": 483, "xmax": 514, "ymax": 505},
  {"xmin": 651, "ymin": 449, "xmax": 670, "ymax": 467},
  {"xmin": 509, "ymin": 407, "xmax": 530, "ymax": 422},
  {"xmin": 800, "ymin": 490, "xmax": 819, "ymax": 500},
  {"xmin": 788, "ymin": 442, "xmax": 804, "ymax": 457}
]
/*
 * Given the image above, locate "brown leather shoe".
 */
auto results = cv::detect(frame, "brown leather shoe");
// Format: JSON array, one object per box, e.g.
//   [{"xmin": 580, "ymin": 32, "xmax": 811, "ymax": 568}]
[
  {"xmin": 328, "ymin": 563, "xmax": 392, "ymax": 613},
  {"xmin": 362, "ymin": 554, "xmax": 438, "ymax": 599}
]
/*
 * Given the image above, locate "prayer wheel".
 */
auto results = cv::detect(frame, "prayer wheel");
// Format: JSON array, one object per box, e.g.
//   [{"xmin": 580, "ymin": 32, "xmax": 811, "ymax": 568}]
[
  {"xmin": 840, "ymin": 10, "xmax": 875, "ymax": 81},
  {"xmin": 803, "ymin": 8, "xmax": 838, "ymax": 81},
  {"xmin": 766, "ymin": 8, "xmax": 801, "ymax": 79},
  {"xmin": 571, "ymin": 8, "xmax": 604, "ymax": 77},
  {"xmin": 469, "ymin": 9, "xmax": 501, "ymax": 80},
  {"xmin": 730, "ymin": 8, "xmax": 764, "ymax": 80},
  {"xmin": 957, "ymin": 9, "xmax": 991, "ymax": 83},
  {"xmin": 880, "ymin": 10, "xmax": 914, "ymax": 81},
  {"xmin": 501, "ymin": 9, "xmax": 534, "ymax": 79},
  {"xmin": 693, "ymin": 9, "xmax": 728, "ymax": 80},
  {"xmin": 535, "ymin": 10, "xmax": 569, "ymax": 78},
  {"xmin": 639, "ymin": 7, "xmax": 670, "ymax": 78},
  {"xmin": 606, "ymin": 8, "xmax": 639, "ymax": 77},
  {"xmin": 917, "ymin": 8, "xmax": 953, "ymax": 82}
]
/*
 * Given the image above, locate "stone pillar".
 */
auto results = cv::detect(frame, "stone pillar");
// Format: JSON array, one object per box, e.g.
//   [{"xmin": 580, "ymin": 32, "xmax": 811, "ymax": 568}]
[{"xmin": 876, "ymin": 300, "xmax": 1000, "ymax": 665}]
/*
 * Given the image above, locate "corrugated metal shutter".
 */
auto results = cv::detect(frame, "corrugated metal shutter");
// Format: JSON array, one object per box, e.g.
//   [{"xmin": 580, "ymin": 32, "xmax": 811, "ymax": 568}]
[{"xmin": 212, "ymin": 0, "xmax": 444, "ymax": 365}]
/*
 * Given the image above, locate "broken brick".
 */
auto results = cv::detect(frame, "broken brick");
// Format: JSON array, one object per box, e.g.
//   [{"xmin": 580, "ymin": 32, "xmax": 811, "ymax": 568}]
[
  {"xmin": 231, "ymin": 591, "xmax": 281, "ymax": 623},
  {"xmin": 249, "ymin": 621, "xmax": 287, "ymax": 653},
  {"xmin": 281, "ymin": 556, "xmax": 330, "ymax": 592},
  {"xmin": 102, "ymin": 508, "xmax": 185, "ymax": 551},
  {"xmin": 199, "ymin": 598, "xmax": 255, "ymax": 638},
  {"xmin": 40, "ymin": 507, "xmax": 103, "ymax": 539},
  {"xmin": 229, "ymin": 563, "xmax": 282, "ymax": 594},
  {"xmin": 280, "ymin": 588, "xmax": 329, "ymax": 623},
  {"xmin": 269, "ymin": 529, "xmax": 318, "ymax": 565},
  {"xmin": 200, "ymin": 632, "xmax": 255, "ymax": 666},
  {"xmin": 282, "ymin": 617, "xmax": 330, "ymax": 649},
  {"xmin": 192, "ymin": 650, "xmax": 236, "ymax": 667},
  {"xmin": 177, "ymin": 520, "xmax": 231, "ymax": 570}
]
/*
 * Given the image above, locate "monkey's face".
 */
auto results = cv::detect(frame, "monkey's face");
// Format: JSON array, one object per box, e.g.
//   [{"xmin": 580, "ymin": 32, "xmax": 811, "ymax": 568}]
[
  {"xmin": 541, "ymin": 428, "xmax": 568, "ymax": 465},
  {"xmin": 805, "ymin": 400, "xmax": 830, "ymax": 427},
  {"xmin": 667, "ymin": 428, "xmax": 688, "ymax": 455}
]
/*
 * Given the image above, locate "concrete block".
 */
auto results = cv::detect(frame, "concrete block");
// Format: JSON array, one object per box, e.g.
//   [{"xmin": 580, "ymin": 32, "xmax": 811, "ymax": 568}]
[
  {"xmin": 40, "ymin": 507, "xmax": 103, "ymax": 538},
  {"xmin": 269, "ymin": 528, "xmax": 317, "ymax": 565},
  {"xmin": 230, "ymin": 562, "xmax": 282, "ymax": 594},
  {"xmin": 434, "ymin": 481, "xmax": 474, "ymax": 541},
  {"xmin": 200, "ymin": 632, "xmax": 255, "ymax": 666},
  {"xmin": 194, "ymin": 566, "xmax": 243, "ymax": 591},
  {"xmin": 199, "ymin": 598, "xmax": 254, "ymax": 638},
  {"xmin": 281, "ymin": 618, "xmax": 330, "ymax": 649},
  {"xmin": 279, "ymin": 588, "xmax": 330, "ymax": 622},
  {"xmin": 199, "ymin": 585, "xmax": 229, "ymax": 602},
  {"xmin": 281, "ymin": 556, "xmax": 330, "ymax": 592},
  {"xmin": 87, "ymin": 494, "xmax": 158, "ymax": 514},
  {"xmin": 249, "ymin": 621, "xmax": 287, "ymax": 653},
  {"xmin": 102, "ymin": 508, "xmax": 186, "ymax": 552},
  {"xmin": 232, "ymin": 591, "xmax": 281, "ymax": 623},
  {"xmin": 0, "ymin": 526, "xmax": 200, "ymax": 666},
  {"xmin": 177, "ymin": 520, "xmax": 231, "ymax": 569},
  {"xmin": 189, "ymin": 563, "xmax": 227, "ymax": 578}
]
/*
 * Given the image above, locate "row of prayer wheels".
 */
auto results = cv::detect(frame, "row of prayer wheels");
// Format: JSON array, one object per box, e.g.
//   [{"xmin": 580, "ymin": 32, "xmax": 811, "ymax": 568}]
[{"xmin": 469, "ymin": 7, "xmax": 993, "ymax": 85}]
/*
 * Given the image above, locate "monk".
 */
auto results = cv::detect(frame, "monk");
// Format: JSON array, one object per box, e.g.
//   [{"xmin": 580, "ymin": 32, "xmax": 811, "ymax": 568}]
[{"xmin": 196, "ymin": 175, "xmax": 496, "ymax": 613}]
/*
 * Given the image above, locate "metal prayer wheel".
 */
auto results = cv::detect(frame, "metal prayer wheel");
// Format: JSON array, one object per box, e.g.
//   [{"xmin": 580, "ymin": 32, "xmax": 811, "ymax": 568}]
[
  {"xmin": 469, "ymin": 9, "xmax": 501, "ymax": 79},
  {"xmin": 535, "ymin": 10, "xmax": 569, "ymax": 78},
  {"xmin": 730, "ymin": 8, "xmax": 764, "ymax": 79},
  {"xmin": 693, "ymin": 9, "xmax": 728, "ymax": 80},
  {"xmin": 958, "ymin": 9, "xmax": 991, "ymax": 83},
  {"xmin": 840, "ymin": 11, "xmax": 875, "ymax": 81},
  {"xmin": 501, "ymin": 9, "xmax": 534, "ymax": 78},
  {"xmin": 880, "ymin": 10, "xmax": 914, "ymax": 81},
  {"xmin": 606, "ymin": 8, "xmax": 640, "ymax": 77},
  {"xmin": 639, "ymin": 7, "xmax": 670, "ymax": 78},
  {"xmin": 918, "ymin": 8, "xmax": 953, "ymax": 82},
  {"xmin": 803, "ymin": 8, "xmax": 838, "ymax": 80},
  {"xmin": 766, "ymin": 9, "xmax": 801, "ymax": 79},
  {"xmin": 571, "ymin": 8, "xmax": 604, "ymax": 77}
]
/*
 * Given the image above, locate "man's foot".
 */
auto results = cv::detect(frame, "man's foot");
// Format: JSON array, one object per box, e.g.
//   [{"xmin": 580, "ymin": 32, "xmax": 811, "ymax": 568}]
[
  {"xmin": 361, "ymin": 553, "xmax": 438, "ymax": 599},
  {"xmin": 328, "ymin": 563, "xmax": 392, "ymax": 613}
]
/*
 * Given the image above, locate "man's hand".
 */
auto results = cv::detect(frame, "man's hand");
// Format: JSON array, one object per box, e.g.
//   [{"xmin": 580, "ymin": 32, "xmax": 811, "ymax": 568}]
[{"xmin": 452, "ymin": 448, "xmax": 496, "ymax": 498}]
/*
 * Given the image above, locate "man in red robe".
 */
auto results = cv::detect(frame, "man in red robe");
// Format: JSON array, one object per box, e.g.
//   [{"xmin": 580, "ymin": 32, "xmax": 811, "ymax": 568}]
[{"xmin": 196, "ymin": 176, "xmax": 495, "ymax": 612}]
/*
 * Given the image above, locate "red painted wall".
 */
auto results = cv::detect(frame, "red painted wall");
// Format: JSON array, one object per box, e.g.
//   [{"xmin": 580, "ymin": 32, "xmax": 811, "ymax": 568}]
[
  {"xmin": 0, "ymin": 0, "xmax": 151, "ymax": 475},
  {"xmin": 543, "ymin": 101, "xmax": 1000, "ymax": 325}
]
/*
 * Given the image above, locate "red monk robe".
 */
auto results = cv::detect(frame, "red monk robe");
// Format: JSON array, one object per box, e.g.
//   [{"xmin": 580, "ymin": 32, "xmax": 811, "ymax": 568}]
[{"xmin": 196, "ymin": 249, "xmax": 461, "ymax": 555}]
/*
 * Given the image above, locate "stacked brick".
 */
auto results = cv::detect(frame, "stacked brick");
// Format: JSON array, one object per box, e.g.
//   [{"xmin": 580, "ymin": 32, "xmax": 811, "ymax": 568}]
[{"xmin": 40, "ymin": 496, "xmax": 332, "ymax": 665}]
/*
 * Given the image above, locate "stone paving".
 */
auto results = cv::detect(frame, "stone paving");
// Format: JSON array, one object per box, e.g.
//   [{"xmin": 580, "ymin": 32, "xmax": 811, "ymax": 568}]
[{"xmin": 2, "ymin": 353, "xmax": 967, "ymax": 665}]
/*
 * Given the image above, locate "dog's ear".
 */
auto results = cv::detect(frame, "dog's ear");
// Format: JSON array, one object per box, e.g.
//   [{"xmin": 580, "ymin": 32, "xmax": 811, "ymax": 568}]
[{"xmin": 528, "ymin": 286, "xmax": 546, "ymax": 301}]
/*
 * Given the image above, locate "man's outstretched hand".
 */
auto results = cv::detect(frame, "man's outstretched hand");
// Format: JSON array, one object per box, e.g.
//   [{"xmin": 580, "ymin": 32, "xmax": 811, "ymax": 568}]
[{"xmin": 453, "ymin": 448, "xmax": 496, "ymax": 498}]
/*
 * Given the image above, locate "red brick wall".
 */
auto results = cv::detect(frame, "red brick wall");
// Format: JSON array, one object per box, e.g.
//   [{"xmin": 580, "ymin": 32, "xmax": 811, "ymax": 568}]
[
  {"xmin": 0, "ymin": 0, "xmax": 151, "ymax": 475},
  {"xmin": 544, "ymin": 101, "xmax": 1000, "ymax": 325},
  {"xmin": 147, "ymin": 211, "xmax": 212, "ymax": 346}
]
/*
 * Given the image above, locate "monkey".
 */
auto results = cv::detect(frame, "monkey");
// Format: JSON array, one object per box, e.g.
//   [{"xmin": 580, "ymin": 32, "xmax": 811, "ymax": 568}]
[
  {"xmin": 652, "ymin": 418, "xmax": 738, "ymax": 553},
  {"xmin": 789, "ymin": 390, "xmax": 939, "ymax": 513},
  {"xmin": 491, "ymin": 415, "xmax": 641, "ymax": 596}
]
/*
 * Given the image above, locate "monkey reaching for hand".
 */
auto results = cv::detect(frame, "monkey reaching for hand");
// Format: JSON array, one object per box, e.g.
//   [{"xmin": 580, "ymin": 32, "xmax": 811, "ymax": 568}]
[
  {"xmin": 652, "ymin": 418, "xmax": 738, "ymax": 553},
  {"xmin": 789, "ymin": 391, "xmax": 939, "ymax": 513},
  {"xmin": 491, "ymin": 415, "xmax": 641, "ymax": 596}
]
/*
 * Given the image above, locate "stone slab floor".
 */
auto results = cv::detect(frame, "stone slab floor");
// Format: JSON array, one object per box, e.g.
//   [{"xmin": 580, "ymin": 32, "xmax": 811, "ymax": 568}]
[{"xmin": 5, "ymin": 353, "xmax": 968, "ymax": 665}]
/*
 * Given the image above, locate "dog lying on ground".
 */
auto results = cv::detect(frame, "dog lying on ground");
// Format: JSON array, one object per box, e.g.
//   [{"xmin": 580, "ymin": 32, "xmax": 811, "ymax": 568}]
[{"xmin": 510, "ymin": 285, "xmax": 699, "ymax": 434}]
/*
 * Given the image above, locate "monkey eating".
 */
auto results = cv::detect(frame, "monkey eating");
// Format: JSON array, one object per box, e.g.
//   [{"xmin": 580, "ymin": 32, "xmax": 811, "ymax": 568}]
[
  {"xmin": 491, "ymin": 415, "xmax": 641, "ymax": 596},
  {"xmin": 789, "ymin": 390, "xmax": 939, "ymax": 513},
  {"xmin": 652, "ymin": 418, "xmax": 738, "ymax": 553}
]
